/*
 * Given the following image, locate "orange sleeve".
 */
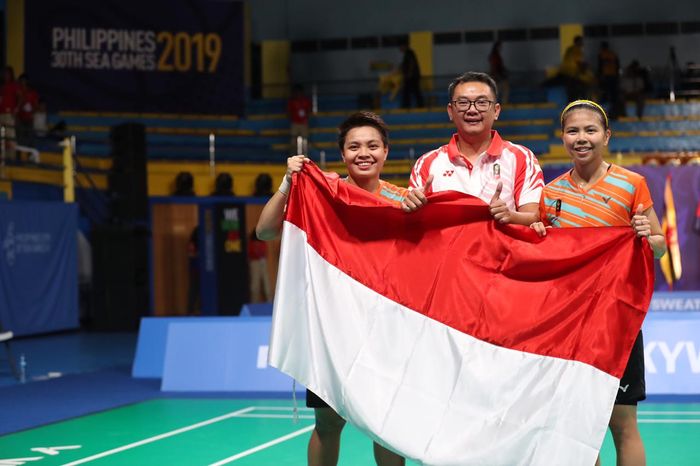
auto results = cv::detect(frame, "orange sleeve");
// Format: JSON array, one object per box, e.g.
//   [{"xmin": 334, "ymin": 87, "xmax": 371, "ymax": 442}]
[{"xmin": 632, "ymin": 177, "xmax": 653, "ymax": 213}]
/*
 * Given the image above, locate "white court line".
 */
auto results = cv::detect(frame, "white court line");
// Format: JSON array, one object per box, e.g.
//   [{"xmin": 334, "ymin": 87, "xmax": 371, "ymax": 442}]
[
  {"xmin": 638, "ymin": 419, "xmax": 700, "ymax": 423},
  {"xmin": 236, "ymin": 413, "xmax": 315, "ymax": 420},
  {"xmin": 639, "ymin": 411, "xmax": 700, "ymax": 415},
  {"xmin": 208, "ymin": 424, "xmax": 315, "ymax": 466},
  {"xmin": 62, "ymin": 406, "xmax": 255, "ymax": 465},
  {"xmin": 253, "ymin": 406, "xmax": 314, "ymax": 411}
]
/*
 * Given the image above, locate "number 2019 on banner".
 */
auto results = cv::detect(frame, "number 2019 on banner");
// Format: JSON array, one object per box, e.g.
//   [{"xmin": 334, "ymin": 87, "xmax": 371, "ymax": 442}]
[{"xmin": 157, "ymin": 32, "xmax": 222, "ymax": 73}]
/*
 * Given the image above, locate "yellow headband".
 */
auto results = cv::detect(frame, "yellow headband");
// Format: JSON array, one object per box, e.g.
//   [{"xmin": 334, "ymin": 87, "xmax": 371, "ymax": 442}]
[{"xmin": 560, "ymin": 100, "xmax": 609, "ymax": 128}]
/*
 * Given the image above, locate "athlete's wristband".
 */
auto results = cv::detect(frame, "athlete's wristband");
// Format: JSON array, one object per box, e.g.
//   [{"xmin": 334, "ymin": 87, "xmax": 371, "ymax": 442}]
[{"xmin": 278, "ymin": 176, "xmax": 291, "ymax": 196}]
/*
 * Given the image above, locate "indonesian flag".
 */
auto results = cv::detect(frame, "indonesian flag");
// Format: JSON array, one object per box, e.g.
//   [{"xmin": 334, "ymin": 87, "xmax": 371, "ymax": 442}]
[
  {"xmin": 269, "ymin": 163, "xmax": 654, "ymax": 466},
  {"xmin": 660, "ymin": 174, "xmax": 682, "ymax": 288}
]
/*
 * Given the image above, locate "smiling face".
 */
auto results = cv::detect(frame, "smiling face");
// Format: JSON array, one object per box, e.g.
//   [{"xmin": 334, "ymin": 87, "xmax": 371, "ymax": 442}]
[
  {"xmin": 447, "ymin": 81, "xmax": 501, "ymax": 141},
  {"xmin": 341, "ymin": 125, "xmax": 388, "ymax": 183},
  {"xmin": 561, "ymin": 108, "xmax": 611, "ymax": 167}
]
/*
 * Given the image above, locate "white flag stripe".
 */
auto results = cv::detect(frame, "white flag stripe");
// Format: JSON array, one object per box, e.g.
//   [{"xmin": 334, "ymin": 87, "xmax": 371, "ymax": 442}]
[{"xmin": 270, "ymin": 223, "xmax": 619, "ymax": 466}]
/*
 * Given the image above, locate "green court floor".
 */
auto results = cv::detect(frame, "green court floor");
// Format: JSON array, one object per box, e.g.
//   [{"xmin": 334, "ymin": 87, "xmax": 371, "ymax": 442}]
[{"xmin": 1, "ymin": 399, "xmax": 698, "ymax": 465}]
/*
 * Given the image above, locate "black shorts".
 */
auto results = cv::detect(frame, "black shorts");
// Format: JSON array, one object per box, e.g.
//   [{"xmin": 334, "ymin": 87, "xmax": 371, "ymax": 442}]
[
  {"xmin": 306, "ymin": 389, "xmax": 330, "ymax": 408},
  {"xmin": 616, "ymin": 331, "xmax": 646, "ymax": 405}
]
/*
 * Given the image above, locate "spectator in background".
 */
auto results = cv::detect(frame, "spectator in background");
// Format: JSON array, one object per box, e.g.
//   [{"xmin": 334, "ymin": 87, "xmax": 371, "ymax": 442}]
[
  {"xmin": 33, "ymin": 99, "xmax": 49, "ymax": 138},
  {"xmin": 16, "ymin": 74, "xmax": 40, "ymax": 149},
  {"xmin": 0, "ymin": 66, "xmax": 18, "ymax": 159},
  {"xmin": 248, "ymin": 230, "xmax": 272, "ymax": 303},
  {"xmin": 561, "ymin": 36, "xmax": 585, "ymax": 79},
  {"xmin": 377, "ymin": 67, "xmax": 402, "ymax": 104},
  {"xmin": 489, "ymin": 41, "xmax": 509, "ymax": 104},
  {"xmin": 400, "ymin": 44, "xmax": 424, "ymax": 108},
  {"xmin": 560, "ymin": 36, "xmax": 592, "ymax": 101},
  {"xmin": 597, "ymin": 42, "xmax": 621, "ymax": 119},
  {"xmin": 253, "ymin": 173, "xmax": 273, "ymax": 197},
  {"xmin": 287, "ymin": 84, "xmax": 312, "ymax": 155},
  {"xmin": 173, "ymin": 171, "xmax": 195, "ymax": 196},
  {"xmin": 621, "ymin": 60, "xmax": 652, "ymax": 119},
  {"xmin": 212, "ymin": 172, "xmax": 234, "ymax": 196}
]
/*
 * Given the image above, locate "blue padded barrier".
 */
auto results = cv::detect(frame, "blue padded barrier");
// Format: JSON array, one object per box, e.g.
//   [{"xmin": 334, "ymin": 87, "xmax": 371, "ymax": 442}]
[{"xmin": 160, "ymin": 318, "xmax": 301, "ymax": 392}]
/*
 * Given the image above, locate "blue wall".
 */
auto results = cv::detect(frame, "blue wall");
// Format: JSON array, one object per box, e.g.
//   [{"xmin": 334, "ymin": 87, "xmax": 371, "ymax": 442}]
[{"xmin": 11, "ymin": 181, "xmax": 63, "ymax": 201}]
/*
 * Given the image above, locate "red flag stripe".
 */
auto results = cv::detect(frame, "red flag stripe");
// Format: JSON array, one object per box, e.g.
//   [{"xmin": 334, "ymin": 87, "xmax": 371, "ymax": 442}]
[{"xmin": 285, "ymin": 164, "xmax": 655, "ymax": 378}]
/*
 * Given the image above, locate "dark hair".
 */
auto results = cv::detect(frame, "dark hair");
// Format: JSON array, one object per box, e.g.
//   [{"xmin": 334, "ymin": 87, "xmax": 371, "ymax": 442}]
[
  {"xmin": 337, "ymin": 111, "xmax": 389, "ymax": 151},
  {"xmin": 447, "ymin": 71, "xmax": 499, "ymax": 101},
  {"xmin": 560, "ymin": 100, "xmax": 609, "ymax": 131},
  {"xmin": 3, "ymin": 66, "xmax": 15, "ymax": 84},
  {"xmin": 212, "ymin": 172, "xmax": 234, "ymax": 196},
  {"xmin": 253, "ymin": 173, "xmax": 273, "ymax": 197},
  {"xmin": 174, "ymin": 171, "xmax": 195, "ymax": 196}
]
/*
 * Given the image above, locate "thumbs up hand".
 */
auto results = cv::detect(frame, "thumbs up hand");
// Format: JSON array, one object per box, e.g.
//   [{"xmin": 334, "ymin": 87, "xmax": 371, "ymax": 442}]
[
  {"xmin": 632, "ymin": 203, "xmax": 651, "ymax": 239},
  {"xmin": 489, "ymin": 181, "xmax": 514, "ymax": 224},
  {"xmin": 402, "ymin": 174, "xmax": 433, "ymax": 212}
]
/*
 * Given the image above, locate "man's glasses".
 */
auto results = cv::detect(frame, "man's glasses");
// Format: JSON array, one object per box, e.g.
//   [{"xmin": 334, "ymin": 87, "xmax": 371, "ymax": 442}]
[{"xmin": 450, "ymin": 99, "xmax": 494, "ymax": 112}]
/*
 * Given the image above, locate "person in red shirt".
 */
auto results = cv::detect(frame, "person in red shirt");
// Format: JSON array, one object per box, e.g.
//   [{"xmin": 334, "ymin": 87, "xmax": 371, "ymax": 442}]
[
  {"xmin": 287, "ymin": 84, "xmax": 312, "ymax": 155},
  {"xmin": 247, "ymin": 230, "xmax": 271, "ymax": 302},
  {"xmin": 0, "ymin": 66, "xmax": 18, "ymax": 159},
  {"xmin": 16, "ymin": 74, "xmax": 40, "ymax": 148},
  {"xmin": 408, "ymin": 71, "xmax": 544, "ymax": 225}
]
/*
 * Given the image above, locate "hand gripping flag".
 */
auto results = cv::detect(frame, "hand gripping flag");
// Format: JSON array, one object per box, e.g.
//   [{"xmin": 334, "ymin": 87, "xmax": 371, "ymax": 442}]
[{"xmin": 269, "ymin": 163, "xmax": 654, "ymax": 466}]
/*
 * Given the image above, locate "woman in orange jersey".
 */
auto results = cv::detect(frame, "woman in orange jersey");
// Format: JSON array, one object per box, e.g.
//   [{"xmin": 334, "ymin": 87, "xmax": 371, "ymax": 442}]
[
  {"xmin": 257, "ymin": 111, "xmax": 430, "ymax": 466},
  {"xmin": 531, "ymin": 100, "xmax": 665, "ymax": 466}
]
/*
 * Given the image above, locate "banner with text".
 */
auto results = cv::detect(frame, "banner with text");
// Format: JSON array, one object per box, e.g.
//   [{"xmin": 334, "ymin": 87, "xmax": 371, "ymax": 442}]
[
  {"xmin": 25, "ymin": 0, "xmax": 244, "ymax": 114},
  {"xmin": 643, "ymin": 312, "xmax": 700, "ymax": 394},
  {"xmin": 0, "ymin": 201, "xmax": 78, "ymax": 336}
]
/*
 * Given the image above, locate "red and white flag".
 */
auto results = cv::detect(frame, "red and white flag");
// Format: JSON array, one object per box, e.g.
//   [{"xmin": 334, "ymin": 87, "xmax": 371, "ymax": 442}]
[{"xmin": 269, "ymin": 164, "xmax": 654, "ymax": 466}]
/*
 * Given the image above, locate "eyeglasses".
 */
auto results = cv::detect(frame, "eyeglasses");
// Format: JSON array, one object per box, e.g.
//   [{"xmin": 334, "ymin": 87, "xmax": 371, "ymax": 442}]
[{"xmin": 450, "ymin": 99, "xmax": 494, "ymax": 112}]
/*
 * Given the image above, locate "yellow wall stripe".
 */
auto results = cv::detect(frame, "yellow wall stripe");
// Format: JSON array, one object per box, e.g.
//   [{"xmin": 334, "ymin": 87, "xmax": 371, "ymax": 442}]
[
  {"xmin": 261, "ymin": 40, "xmax": 290, "ymax": 98},
  {"xmin": 7, "ymin": 0, "xmax": 25, "ymax": 74},
  {"xmin": 410, "ymin": 31, "xmax": 433, "ymax": 91}
]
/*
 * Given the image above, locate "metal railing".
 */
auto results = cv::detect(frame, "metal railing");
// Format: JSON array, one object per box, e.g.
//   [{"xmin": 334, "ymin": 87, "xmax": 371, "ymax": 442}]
[{"xmin": 259, "ymin": 65, "xmax": 694, "ymax": 109}]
